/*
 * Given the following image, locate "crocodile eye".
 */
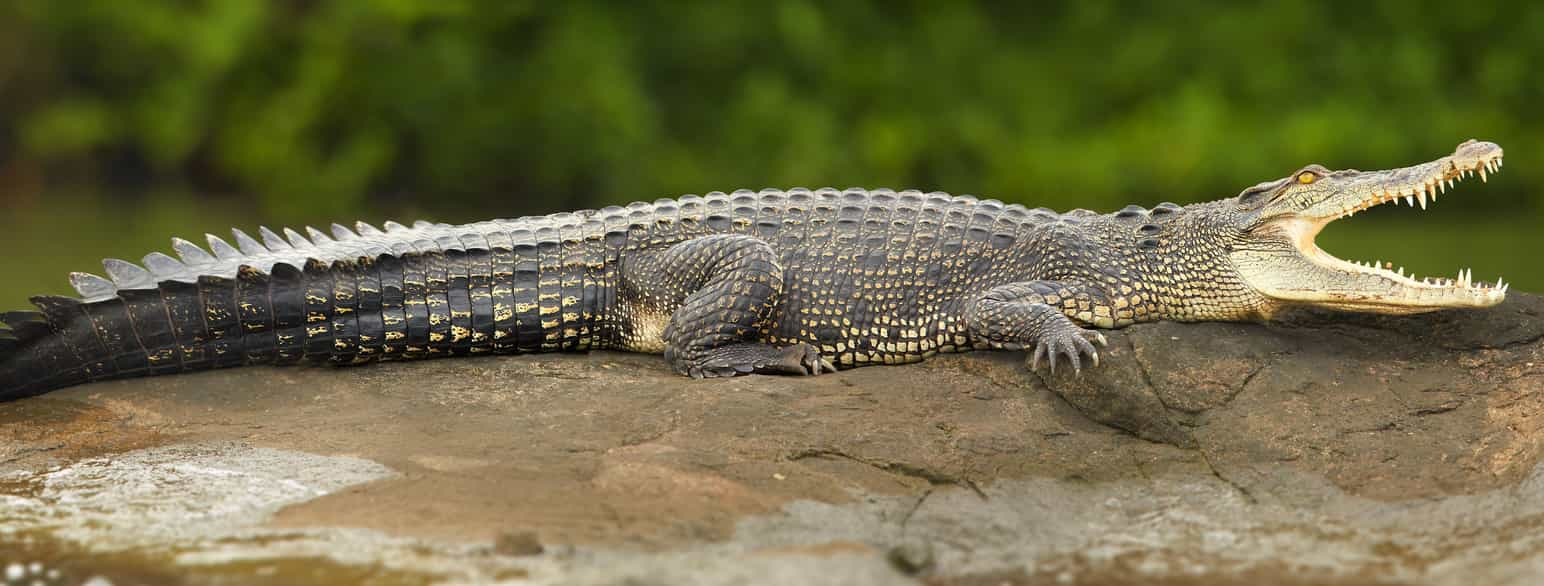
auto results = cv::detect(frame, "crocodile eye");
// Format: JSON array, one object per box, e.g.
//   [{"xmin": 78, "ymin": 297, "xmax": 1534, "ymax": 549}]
[{"xmin": 1297, "ymin": 172, "xmax": 1317, "ymax": 185}]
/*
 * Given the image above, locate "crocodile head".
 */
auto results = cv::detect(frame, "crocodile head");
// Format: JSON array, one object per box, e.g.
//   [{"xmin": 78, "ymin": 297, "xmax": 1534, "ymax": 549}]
[{"xmin": 1229, "ymin": 139, "xmax": 1507, "ymax": 316}]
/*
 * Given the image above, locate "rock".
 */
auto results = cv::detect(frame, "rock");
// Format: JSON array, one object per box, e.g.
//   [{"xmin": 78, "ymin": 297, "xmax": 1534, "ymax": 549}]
[
  {"xmin": 493, "ymin": 531, "xmax": 545, "ymax": 556},
  {"xmin": 887, "ymin": 540, "xmax": 936, "ymax": 575},
  {"xmin": 0, "ymin": 294, "xmax": 1541, "ymax": 585}
]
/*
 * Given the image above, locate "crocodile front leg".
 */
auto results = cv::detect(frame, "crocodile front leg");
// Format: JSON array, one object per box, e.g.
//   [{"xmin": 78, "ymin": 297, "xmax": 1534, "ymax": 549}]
[
  {"xmin": 964, "ymin": 280, "xmax": 1113, "ymax": 375},
  {"xmin": 620, "ymin": 234, "xmax": 834, "ymax": 378}
]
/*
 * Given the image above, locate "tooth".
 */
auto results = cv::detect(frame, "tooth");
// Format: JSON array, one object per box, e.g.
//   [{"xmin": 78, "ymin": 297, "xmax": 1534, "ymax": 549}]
[
  {"xmin": 1405, "ymin": 195, "xmax": 1414, "ymax": 207},
  {"xmin": 1417, "ymin": 190, "xmax": 1428, "ymax": 209},
  {"xmin": 1480, "ymin": 166, "xmax": 1488, "ymax": 182},
  {"xmin": 1397, "ymin": 266, "xmax": 1405, "ymax": 276},
  {"xmin": 1447, "ymin": 178, "xmax": 1455, "ymax": 190}
]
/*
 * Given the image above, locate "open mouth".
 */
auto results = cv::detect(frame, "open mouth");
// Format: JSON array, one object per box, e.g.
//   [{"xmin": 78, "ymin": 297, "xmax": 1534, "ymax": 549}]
[{"xmin": 1292, "ymin": 140, "xmax": 1508, "ymax": 305}]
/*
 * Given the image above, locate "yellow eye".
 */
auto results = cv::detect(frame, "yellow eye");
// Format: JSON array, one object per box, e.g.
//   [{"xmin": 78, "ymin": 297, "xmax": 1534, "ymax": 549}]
[{"xmin": 1297, "ymin": 172, "xmax": 1317, "ymax": 184}]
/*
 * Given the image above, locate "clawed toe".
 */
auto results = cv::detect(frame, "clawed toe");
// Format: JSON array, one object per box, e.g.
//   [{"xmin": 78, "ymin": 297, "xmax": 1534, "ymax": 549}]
[
  {"xmin": 787, "ymin": 343, "xmax": 835, "ymax": 376},
  {"xmin": 1026, "ymin": 327, "xmax": 1106, "ymax": 376}
]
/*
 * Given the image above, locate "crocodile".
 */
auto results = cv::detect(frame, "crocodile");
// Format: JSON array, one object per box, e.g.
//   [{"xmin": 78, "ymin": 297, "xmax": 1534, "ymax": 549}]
[{"xmin": 0, "ymin": 140, "xmax": 1510, "ymax": 401}]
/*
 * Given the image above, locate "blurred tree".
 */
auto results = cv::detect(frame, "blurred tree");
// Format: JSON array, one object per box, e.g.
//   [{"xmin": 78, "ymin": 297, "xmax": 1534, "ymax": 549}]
[{"xmin": 1, "ymin": 0, "xmax": 1540, "ymax": 222}]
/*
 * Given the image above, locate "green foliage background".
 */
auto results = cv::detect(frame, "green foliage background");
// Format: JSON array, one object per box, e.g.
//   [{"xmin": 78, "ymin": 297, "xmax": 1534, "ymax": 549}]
[{"xmin": 0, "ymin": 0, "xmax": 1538, "ymax": 306}]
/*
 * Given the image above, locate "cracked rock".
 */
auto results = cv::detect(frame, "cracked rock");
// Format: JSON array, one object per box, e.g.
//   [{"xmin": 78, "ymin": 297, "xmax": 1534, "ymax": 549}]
[{"xmin": 0, "ymin": 295, "xmax": 1540, "ymax": 585}]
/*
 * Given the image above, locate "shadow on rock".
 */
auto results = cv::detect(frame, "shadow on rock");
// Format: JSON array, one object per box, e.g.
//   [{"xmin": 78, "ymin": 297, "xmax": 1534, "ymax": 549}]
[{"xmin": 1038, "ymin": 294, "xmax": 1544, "ymax": 458}]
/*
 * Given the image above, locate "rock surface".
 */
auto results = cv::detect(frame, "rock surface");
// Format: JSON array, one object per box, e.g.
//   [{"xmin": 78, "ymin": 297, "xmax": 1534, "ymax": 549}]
[{"xmin": 1, "ymin": 294, "xmax": 1542, "ymax": 585}]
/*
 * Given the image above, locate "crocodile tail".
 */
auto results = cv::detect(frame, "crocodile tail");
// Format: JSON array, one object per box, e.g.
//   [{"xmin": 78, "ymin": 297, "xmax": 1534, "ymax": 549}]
[
  {"xmin": 0, "ymin": 225, "xmax": 573, "ymax": 400},
  {"xmin": 0, "ymin": 261, "xmax": 280, "ymax": 401},
  {"xmin": 0, "ymin": 303, "xmax": 93, "ymax": 400},
  {"xmin": 0, "ymin": 247, "xmax": 424, "ymax": 401},
  {"xmin": 0, "ymin": 283, "xmax": 212, "ymax": 400}
]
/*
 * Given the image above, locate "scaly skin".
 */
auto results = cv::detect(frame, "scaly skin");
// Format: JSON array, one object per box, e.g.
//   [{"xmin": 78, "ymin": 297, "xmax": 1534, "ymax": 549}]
[{"xmin": 0, "ymin": 140, "xmax": 1509, "ymax": 400}]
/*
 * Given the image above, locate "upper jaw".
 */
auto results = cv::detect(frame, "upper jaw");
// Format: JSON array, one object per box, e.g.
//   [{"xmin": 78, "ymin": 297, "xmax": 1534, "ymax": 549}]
[
  {"xmin": 1242, "ymin": 140, "xmax": 1508, "ymax": 312},
  {"xmin": 1300, "ymin": 139, "xmax": 1504, "ymax": 223}
]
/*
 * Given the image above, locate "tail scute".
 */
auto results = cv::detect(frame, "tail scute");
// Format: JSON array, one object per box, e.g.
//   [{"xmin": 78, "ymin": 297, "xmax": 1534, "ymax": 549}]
[
  {"xmin": 0, "ymin": 301, "xmax": 91, "ymax": 401},
  {"xmin": 32, "ymin": 294, "xmax": 116, "ymax": 382},
  {"xmin": 69, "ymin": 272, "xmax": 117, "ymax": 300},
  {"xmin": 1, "ymin": 311, "xmax": 51, "ymax": 342}
]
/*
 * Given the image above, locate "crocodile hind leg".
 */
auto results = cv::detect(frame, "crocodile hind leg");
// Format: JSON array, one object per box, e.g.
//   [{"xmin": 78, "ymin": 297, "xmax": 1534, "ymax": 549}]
[
  {"xmin": 619, "ymin": 234, "xmax": 833, "ymax": 378},
  {"xmin": 964, "ymin": 280, "xmax": 1113, "ymax": 375}
]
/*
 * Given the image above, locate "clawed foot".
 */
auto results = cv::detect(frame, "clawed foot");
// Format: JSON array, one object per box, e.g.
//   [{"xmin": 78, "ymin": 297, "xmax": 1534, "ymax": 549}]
[
  {"xmin": 1027, "ymin": 328, "xmax": 1107, "ymax": 376},
  {"xmin": 675, "ymin": 343, "xmax": 837, "ymax": 379}
]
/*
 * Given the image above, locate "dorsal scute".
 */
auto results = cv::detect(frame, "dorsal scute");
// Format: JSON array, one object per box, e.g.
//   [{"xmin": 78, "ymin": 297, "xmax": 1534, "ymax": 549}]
[
  {"xmin": 284, "ymin": 228, "xmax": 314, "ymax": 249},
  {"xmin": 259, "ymin": 226, "xmax": 292, "ymax": 250},
  {"xmin": 355, "ymin": 221, "xmax": 384, "ymax": 237},
  {"xmin": 230, "ymin": 228, "xmax": 267, "ymax": 255},
  {"xmin": 29, "ymin": 295, "xmax": 83, "ymax": 330},
  {"xmin": 141, "ymin": 252, "xmax": 186, "ymax": 279},
  {"xmin": 331, "ymin": 224, "xmax": 358, "ymax": 241},
  {"xmin": 0, "ymin": 310, "xmax": 51, "ymax": 344},
  {"xmin": 306, "ymin": 226, "xmax": 335, "ymax": 244},
  {"xmin": 69, "ymin": 272, "xmax": 117, "ymax": 300},
  {"xmin": 102, "ymin": 258, "xmax": 154, "ymax": 289},
  {"xmin": 172, "ymin": 238, "xmax": 217, "ymax": 266},
  {"xmin": 206, "ymin": 234, "xmax": 242, "ymax": 260}
]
